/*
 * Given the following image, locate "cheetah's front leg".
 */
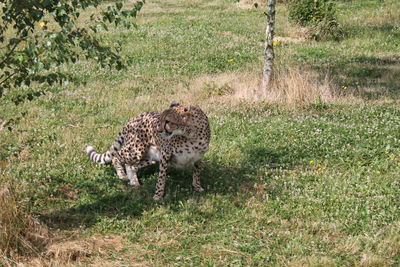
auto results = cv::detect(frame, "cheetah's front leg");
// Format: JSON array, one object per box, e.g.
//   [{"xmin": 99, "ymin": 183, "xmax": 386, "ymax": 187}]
[
  {"xmin": 153, "ymin": 155, "xmax": 170, "ymax": 201},
  {"xmin": 192, "ymin": 160, "xmax": 204, "ymax": 192}
]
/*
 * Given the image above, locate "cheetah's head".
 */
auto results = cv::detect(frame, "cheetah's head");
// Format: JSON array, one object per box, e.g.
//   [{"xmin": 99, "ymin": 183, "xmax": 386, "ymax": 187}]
[{"xmin": 158, "ymin": 102, "xmax": 194, "ymax": 139}]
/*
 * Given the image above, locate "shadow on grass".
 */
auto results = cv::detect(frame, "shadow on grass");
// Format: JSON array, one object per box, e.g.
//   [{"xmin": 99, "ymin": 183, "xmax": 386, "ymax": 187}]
[
  {"xmin": 343, "ymin": 23, "xmax": 400, "ymax": 40},
  {"xmin": 40, "ymin": 147, "xmax": 289, "ymax": 231},
  {"xmin": 303, "ymin": 23, "xmax": 400, "ymax": 99},
  {"xmin": 330, "ymin": 54, "xmax": 400, "ymax": 99}
]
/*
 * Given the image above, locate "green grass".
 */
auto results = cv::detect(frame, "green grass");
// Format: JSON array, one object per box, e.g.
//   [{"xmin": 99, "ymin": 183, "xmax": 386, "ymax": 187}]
[
  {"xmin": 288, "ymin": 0, "xmax": 400, "ymax": 99},
  {"xmin": 1, "ymin": 0, "xmax": 400, "ymax": 265}
]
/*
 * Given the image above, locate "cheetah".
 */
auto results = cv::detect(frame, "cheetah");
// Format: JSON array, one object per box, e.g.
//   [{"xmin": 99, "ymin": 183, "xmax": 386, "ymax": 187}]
[{"xmin": 86, "ymin": 102, "xmax": 211, "ymax": 201}]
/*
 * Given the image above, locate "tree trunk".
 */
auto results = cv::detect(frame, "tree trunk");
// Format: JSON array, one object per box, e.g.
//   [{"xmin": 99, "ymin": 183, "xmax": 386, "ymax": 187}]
[{"xmin": 262, "ymin": 0, "xmax": 276, "ymax": 96}]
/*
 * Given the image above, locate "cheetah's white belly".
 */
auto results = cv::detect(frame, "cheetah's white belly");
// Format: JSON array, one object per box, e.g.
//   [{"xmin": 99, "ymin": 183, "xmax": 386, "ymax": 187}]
[
  {"xmin": 171, "ymin": 150, "xmax": 203, "ymax": 169},
  {"xmin": 147, "ymin": 146, "xmax": 162, "ymax": 162},
  {"xmin": 147, "ymin": 146, "xmax": 204, "ymax": 169}
]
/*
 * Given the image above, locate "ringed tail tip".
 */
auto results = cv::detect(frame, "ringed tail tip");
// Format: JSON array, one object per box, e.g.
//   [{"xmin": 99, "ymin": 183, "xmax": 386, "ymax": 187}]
[{"xmin": 86, "ymin": 146, "xmax": 94, "ymax": 154}]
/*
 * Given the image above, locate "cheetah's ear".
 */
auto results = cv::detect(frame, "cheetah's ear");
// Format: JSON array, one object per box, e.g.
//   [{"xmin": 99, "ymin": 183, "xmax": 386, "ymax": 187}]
[
  {"xmin": 170, "ymin": 101, "xmax": 180, "ymax": 108},
  {"xmin": 181, "ymin": 107, "xmax": 192, "ymax": 123},
  {"xmin": 183, "ymin": 106, "xmax": 192, "ymax": 113}
]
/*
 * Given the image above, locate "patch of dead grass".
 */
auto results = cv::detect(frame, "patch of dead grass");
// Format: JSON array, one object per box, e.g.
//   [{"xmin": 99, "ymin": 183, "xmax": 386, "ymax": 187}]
[
  {"xmin": 45, "ymin": 239, "xmax": 94, "ymax": 264},
  {"xmin": 133, "ymin": 66, "xmax": 364, "ymax": 113},
  {"xmin": 265, "ymin": 67, "xmax": 337, "ymax": 106},
  {"xmin": 0, "ymin": 183, "xmax": 50, "ymax": 266},
  {"xmin": 177, "ymin": 67, "xmax": 348, "ymax": 107},
  {"xmin": 19, "ymin": 235, "xmax": 149, "ymax": 266}
]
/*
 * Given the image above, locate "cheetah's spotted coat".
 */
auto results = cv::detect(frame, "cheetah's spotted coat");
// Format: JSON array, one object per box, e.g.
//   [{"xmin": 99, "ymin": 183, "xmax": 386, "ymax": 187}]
[{"xmin": 86, "ymin": 103, "xmax": 210, "ymax": 201}]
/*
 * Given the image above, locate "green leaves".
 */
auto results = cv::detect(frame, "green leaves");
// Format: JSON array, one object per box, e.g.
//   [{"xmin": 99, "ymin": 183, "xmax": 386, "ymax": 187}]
[
  {"xmin": 288, "ymin": 0, "xmax": 342, "ymax": 41},
  {"xmin": 0, "ymin": 0, "xmax": 145, "ymax": 99}
]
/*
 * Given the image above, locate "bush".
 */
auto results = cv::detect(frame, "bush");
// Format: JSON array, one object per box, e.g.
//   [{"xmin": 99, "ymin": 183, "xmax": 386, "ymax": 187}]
[
  {"xmin": 308, "ymin": 17, "xmax": 343, "ymax": 41},
  {"xmin": 288, "ymin": 0, "xmax": 336, "ymax": 26},
  {"xmin": 288, "ymin": 0, "xmax": 343, "ymax": 40}
]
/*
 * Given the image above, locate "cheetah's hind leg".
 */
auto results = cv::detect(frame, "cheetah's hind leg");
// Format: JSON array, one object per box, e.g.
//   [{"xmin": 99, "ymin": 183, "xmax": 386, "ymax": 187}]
[
  {"xmin": 112, "ymin": 157, "xmax": 128, "ymax": 180},
  {"xmin": 126, "ymin": 165, "xmax": 140, "ymax": 187},
  {"xmin": 126, "ymin": 159, "xmax": 156, "ymax": 187}
]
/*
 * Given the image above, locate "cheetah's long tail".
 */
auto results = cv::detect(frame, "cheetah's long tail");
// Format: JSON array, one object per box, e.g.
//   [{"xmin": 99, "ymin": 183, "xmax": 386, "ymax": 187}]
[
  {"xmin": 85, "ymin": 146, "xmax": 112, "ymax": 164},
  {"xmin": 86, "ymin": 133, "xmax": 125, "ymax": 164}
]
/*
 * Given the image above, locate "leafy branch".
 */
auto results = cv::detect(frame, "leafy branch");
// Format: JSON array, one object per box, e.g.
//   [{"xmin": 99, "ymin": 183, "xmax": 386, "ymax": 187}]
[{"xmin": 0, "ymin": 0, "xmax": 145, "ymax": 98}]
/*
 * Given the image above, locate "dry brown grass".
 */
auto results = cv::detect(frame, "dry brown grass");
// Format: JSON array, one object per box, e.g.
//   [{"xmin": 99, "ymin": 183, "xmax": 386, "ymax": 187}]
[
  {"xmin": 172, "ymin": 67, "xmax": 350, "ymax": 108},
  {"xmin": 45, "ymin": 235, "xmax": 122, "ymax": 265},
  {"xmin": 0, "ymin": 183, "xmax": 50, "ymax": 266},
  {"xmin": 16, "ymin": 235, "xmax": 150, "ymax": 266},
  {"xmin": 130, "ymin": 65, "xmax": 364, "ymax": 115},
  {"xmin": 264, "ymin": 67, "xmax": 338, "ymax": 106}
]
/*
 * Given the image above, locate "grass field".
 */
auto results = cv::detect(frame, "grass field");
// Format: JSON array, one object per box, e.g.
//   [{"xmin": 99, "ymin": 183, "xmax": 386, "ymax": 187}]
[{"xmin": 1, "ymin": 0, "xmax": 400, "ymax": 265}]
